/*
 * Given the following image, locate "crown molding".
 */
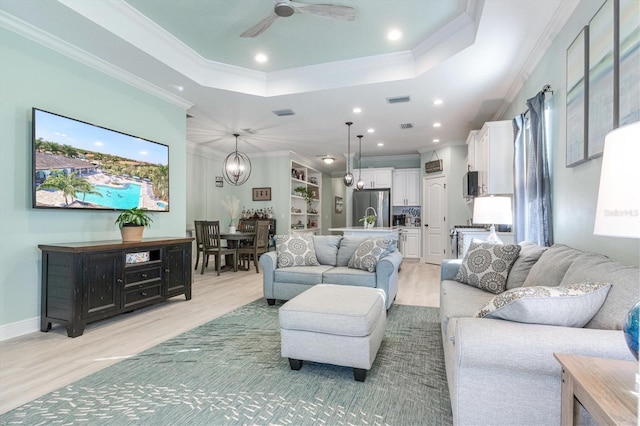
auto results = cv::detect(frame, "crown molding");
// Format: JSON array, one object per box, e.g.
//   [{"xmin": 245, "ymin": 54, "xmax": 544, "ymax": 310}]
[
  {"xmin": 0, "ymin": 10, "xmax": 193, "ymax": 110},
  {"xmin": 493, "ymin": 0, "xmax": 579, "ymax": 119}
]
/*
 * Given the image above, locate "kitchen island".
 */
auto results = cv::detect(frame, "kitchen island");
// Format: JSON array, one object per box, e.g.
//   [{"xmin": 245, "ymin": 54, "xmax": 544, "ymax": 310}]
[{"xmin": 328, "ymin": 227, "xmax": 401, "ymax": 238}]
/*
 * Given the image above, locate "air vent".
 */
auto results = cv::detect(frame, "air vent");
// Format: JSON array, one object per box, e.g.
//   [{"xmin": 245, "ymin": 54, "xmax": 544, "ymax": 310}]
[
  {"xmin": 400, "ymin": 123, "xmax": 414, "ymax": 129},
  {"xmin": 242, "ymin": 128, "xmax": 257, "ymax": 134},
  {"xmin": 386, "ymin": 96, "xmax": 411, "ymax": 104},
  {"xmin": 272, "ymin": 108, "xmax": 295, "ymax": 116}
]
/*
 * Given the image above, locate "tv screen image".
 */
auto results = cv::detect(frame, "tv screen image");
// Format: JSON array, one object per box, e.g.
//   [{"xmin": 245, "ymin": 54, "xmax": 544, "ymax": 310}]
[{"xmin": 32, "ymin": 108, "xmax": 169, "ymax": 212}]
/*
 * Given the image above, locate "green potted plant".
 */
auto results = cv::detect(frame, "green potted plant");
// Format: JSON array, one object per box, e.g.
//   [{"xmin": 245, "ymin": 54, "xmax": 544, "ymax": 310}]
[
  {"xmin": 115, "ymin": 207, "xmax": 153, "ymax": 242},
  {"xmin": 359, "ymin": 214, "xmax": 377, "ymax": 229},
  {"xmin": 294, "ymin": 187, "xmax": 315, "ymax": 206}
]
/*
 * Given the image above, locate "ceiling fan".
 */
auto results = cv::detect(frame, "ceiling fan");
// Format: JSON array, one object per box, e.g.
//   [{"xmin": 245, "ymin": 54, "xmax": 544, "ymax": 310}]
[{"xmin": 240, "ymin": 1, "xmax": 355, "ymax": 38}]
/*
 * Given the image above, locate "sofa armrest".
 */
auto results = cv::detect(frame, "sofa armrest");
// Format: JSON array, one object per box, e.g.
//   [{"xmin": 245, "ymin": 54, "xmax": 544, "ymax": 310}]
[
  {"xmin": 453, "ymin": 317, "xmax": 635, "ymax": 375},
  {"xmin": 376, "ymin": 250, "xmax": 402, "ymax": 307},
  {"xmin": 441, "ymin": 259, "xmax": 462, "ymax": 281},
  {"xmin": 259, "ymin": 251, "xmax": 278, "ymax": 299}
]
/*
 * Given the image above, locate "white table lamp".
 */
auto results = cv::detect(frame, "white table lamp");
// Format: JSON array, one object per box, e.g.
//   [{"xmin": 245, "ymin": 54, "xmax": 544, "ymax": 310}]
[
  {"xmin": 594, "ymin": 121, "xmax": 640, "ymax": 238},
  {"xmin": 473, "ymin": 196, "xmax": 513, "ymax": 244}
]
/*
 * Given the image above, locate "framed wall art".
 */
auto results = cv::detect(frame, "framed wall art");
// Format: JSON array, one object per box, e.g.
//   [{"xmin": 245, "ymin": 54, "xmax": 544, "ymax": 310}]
[
  {"xmin": 587, "ymin": 0, "xmax": 615, "ymax": 159},
  {"xmin": 252, "ymin": 187, "xmax": 271, "ymax": 201},
  {"xmin": 335, "ymin": 196, "xmax": 343, "ymax": 214},
  {"xmin": 566, "ymin": 26, "xmax": 589, "ymax": 167},
  {"xmin": 618, "ymin": 0, "xmax": 640, "ymax": 126}
]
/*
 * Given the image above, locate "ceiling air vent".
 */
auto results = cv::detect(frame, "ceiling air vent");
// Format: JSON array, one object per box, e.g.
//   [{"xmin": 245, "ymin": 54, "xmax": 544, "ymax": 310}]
[
  {"xmin": 400, "ymin": 123, "xmax": 414, "ymax": 129},
  {"xmin": 272, "ymin": 108, "xmax": 295, "ymax": 117},
  {"xmin": 386, "ymin": 96, "xmax": 411, "ymax": 104},
  {"xmin": 242, "ymin": 128, "xmax": 257, "ymax": 134}
]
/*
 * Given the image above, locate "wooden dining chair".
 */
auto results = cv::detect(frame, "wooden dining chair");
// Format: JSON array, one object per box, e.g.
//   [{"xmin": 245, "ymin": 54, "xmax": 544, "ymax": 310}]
[
  {"xmin": 237, "ymin": 220, "xmax": 270, "ymax": 273},
  {"xmin": 193, "ymin": 220, "xmax": 206, "ymax": 271},
  {"xmin": 201, "ymin": 220, "xmax": 237, "ymax": 275}
]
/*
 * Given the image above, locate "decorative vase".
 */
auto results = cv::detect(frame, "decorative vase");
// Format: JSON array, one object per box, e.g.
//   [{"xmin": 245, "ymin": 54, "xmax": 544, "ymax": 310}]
[
  {"xmin": 623, "ymin": 301, "xmax": 639, "ymax": 360},
  {"xmin": 365, "ymin": 222, "xmax": 374, "ymax": 229},
  {"xmin": 229, "ymin": 225, "xmax": 236, "ymax": 233}
]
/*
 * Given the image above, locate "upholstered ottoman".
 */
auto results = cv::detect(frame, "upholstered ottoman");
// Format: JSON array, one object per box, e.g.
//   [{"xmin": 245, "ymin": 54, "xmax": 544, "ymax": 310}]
[{"xmin": 279, "ymin": 284, "xmax": 387, "ymax": 382}]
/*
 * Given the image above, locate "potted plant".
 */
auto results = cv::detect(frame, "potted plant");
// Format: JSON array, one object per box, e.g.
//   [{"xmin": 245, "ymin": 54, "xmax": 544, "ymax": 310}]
[
  {"xmin": 294, "ymin": 187, "xmax": 315, "ymax": 206},
  {"xmin": 359, "ymin": 214, "xmax": 377, "ymax": 229},
  {"xmin": 115, "ymin": 207, "xmax": 153, "ymax": 242}
]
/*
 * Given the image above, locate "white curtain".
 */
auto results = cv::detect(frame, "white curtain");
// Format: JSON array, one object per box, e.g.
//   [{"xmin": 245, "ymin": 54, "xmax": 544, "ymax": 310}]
[{"xmin": 512, "ymin": 92, "xmax": 553, "ymax": 246}]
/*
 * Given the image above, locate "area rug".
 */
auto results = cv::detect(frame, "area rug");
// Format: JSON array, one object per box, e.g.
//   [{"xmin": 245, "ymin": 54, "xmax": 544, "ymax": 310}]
[{"xmin": 1, "ymin": 301, "xmax": 452, "ymax": 425}]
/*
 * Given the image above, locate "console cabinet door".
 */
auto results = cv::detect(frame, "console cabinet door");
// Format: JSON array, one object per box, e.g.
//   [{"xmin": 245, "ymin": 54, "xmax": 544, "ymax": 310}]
[
  {"xmin": 82, "ymin": 252, "xmax": 122, "ymax": 319},
  {"xmin": 164, "ymin": 243, "xmax": 192, "ymax": 299}
]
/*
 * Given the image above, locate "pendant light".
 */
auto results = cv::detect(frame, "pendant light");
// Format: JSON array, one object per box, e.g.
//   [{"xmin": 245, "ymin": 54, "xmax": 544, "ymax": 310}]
[
  {"xmin": 223, "ymin": 133, "xmax": 251, "ymax": 186},
  {"xmin": 355, "ymin": 134, "xmax": 365, "ymax": 190},
  {"xmin": 343, "ymin": 122, "xmax": 354, "ymax": 186}
]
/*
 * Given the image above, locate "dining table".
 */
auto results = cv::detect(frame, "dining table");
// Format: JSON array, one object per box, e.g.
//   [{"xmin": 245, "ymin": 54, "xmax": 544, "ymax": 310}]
[{"xmin": 220, "ymin": 232, "xmax": 255, "ymax": 271}]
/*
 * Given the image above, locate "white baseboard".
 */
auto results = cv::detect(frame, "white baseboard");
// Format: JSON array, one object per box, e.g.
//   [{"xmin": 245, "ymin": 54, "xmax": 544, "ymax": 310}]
[{"xmin": 0, "ymin": 316, "xmax": 40, "ymax": 341}]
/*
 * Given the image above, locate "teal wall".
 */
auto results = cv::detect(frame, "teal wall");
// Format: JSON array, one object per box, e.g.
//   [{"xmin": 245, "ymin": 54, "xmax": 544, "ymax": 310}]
[
  {"xmin": 501, "ymin": 0, "xmax": 639, "ymax": 266},
  {"xmin": 0, "ymin": 28, "xmax": 188, "ymax": 329}
]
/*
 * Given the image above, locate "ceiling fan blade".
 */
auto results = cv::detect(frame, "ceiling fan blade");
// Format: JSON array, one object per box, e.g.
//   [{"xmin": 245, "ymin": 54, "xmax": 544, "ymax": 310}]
[
  {"xmin": 291, "ymin": 2, "xmax": 355, "ymax": 21},
  {"xmin": 240, "ymin": 13, "xmax": 279, "ymax": 38}
]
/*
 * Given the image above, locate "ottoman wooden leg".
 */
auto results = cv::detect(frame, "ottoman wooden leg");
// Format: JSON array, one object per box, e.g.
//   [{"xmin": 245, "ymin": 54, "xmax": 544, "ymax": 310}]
[
  {"xmin": 288, "ymin": 358, "xmax": 303, "ymax": 370},
  {"xmin": 353, "ymin": 368, "xmax": 367, "ymax": 382}
]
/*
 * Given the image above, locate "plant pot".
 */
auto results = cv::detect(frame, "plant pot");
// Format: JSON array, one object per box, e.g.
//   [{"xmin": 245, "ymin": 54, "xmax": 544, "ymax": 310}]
[
  {"xmin": 121, "ymin": 225, "xmax": 144, "ymax": 242},
  {"xmin": 364, "ymin": 222, "xmax": 374, "ymax": 229}
]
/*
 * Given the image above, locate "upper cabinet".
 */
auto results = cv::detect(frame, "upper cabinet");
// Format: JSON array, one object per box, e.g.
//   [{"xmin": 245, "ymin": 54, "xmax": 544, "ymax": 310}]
[
  {"xmin": 357, "ymin": 167, "xmax": 393, "ymax": 189},
  {"xmin": 475, "ymin": 120, "xmax": 514, "ymax": 195},
  {"xmin": 290, "ymin": 161, "xmax": 321, "ymax": 233},
  {"xmin": 466, "ymin": 130, "xmax": 479, "ymax": 171},
  {"xmin": 392, "ymin": 168, "xmax": 420, "ymax": 206}
]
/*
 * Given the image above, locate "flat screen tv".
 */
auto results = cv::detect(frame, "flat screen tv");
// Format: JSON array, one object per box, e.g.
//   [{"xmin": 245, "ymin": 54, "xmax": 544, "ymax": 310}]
[{"xmin": 32, "ymin": 108, "xmax": 169, "ymax": 212}]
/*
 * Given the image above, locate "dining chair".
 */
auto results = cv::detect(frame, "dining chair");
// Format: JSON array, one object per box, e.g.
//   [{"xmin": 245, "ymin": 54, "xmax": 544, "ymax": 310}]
[
  {"xmin": 237, "ymin": 219, "xmax": 256, "ymax": 248},
  {"xmin": 193, "ymin": 220, "xmax": 205, "ymax": 271},
  {"xmin": 237, "ymin": 220, "xmax": 270, "ymax": 273},
  {"xmin": 201, "ymin": 220, "xmax": 237, "ymax": 275}
]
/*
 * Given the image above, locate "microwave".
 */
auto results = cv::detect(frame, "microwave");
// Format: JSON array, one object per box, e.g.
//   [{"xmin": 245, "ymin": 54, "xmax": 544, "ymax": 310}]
[{"xmin": 463, "ymin": 171, "xmax": 478, "ymax": 197}]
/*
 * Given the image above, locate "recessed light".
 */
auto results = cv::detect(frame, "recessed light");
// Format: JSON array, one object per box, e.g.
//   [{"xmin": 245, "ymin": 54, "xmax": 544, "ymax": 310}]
[
  {"xmin": 377, "ymin": 142, "xmax": 384, "ymax": 147},
  {"xmin": 433, "ymin": 139, "xmax": 440, "ymax": 143},
  {"xmin": 255, "ymin": 53, "xmax": 268, "ymax": 63},
  {"xmin": 387, "ymin": 29, "xmax": 403, "ymax": 41},
  {"xmin": 367, "ymin": 128, "xmax": 375, "ymax": 133},
  {"xmin": 433, "ymin": 122, "xmax": 441, "ymax": 128},
  {"xmin": 433, "ymin": 99, "xmax": 443, "ymax": 105},
  {"xmin": 353, "ymin": 107, "xmax": 362, "ymax": 113}
]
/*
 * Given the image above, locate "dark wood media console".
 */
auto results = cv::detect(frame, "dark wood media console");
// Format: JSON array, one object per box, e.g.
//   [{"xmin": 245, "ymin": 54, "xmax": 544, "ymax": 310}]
[{"xmin": 39, "ymin": 237, "xmax": 193, "ymax": 337}]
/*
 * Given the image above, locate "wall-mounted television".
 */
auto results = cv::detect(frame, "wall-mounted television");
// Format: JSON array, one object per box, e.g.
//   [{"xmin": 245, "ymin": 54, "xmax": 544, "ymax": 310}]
[{"xmin": 32, "ymin": 108, "xmax": 169, "ymax": 212}]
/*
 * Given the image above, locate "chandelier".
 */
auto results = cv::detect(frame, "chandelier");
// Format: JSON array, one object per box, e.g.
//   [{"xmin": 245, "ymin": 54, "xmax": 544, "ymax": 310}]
[
  {"xmin": 355, "ymin": 134, "xmax": 365, "ymax": 190},
  {"xmin": 343, "ymin": 122, "xmax": 354, "ymax": 186},
  {"xmin": 222, "ymin": 133, "xmax": 251, "ymax": 186}
]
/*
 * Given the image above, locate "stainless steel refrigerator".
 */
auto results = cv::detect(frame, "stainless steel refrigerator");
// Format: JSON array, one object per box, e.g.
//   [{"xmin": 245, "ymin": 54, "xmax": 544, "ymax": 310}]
[{"xmin": 352, "ymin": 189, "xmax": 391, "ymax": 227}]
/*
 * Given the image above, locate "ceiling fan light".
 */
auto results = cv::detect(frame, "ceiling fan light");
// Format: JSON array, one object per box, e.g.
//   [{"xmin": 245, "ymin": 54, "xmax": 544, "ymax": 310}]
[{"xmin": 275, "ymin": 1, "xmax": 295, "ymax": 17}]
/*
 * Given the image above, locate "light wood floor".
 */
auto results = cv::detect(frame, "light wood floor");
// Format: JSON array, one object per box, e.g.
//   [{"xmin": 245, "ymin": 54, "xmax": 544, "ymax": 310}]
[{"xmin": 0, "ymin": 259, "xmax": 440, "ymax": 414}]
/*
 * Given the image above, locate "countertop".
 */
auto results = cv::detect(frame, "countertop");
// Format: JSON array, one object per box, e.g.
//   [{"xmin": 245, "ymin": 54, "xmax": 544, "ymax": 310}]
[{"xmin": 328, "ymin": 227, "xmax": 401, "ymax": 232}]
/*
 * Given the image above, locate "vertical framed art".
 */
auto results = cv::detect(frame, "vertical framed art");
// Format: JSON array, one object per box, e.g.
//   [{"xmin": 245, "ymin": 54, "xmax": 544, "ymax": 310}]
[
  {"xmin": 587, "ymin": 0, "xmax": 615, "ymax": 159},
  {"xmin": 618, "ymin": 0, "xmax": 640, "ymax": 126},
  {"xmin": 566, "ymin": 26, "xmax": 588, "ymax": 167}
]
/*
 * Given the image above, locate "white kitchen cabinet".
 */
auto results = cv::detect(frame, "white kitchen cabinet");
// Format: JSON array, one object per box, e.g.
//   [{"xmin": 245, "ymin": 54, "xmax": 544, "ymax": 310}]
[
  {"xmin": 476, "ymin": 120, "xmax": 514, "ymax": 195},
  {"xmin": 357, "ymin": 167, "xmax": 393, "ymax": 189},
  {"xmin": 399, "ymin": 227, "xmax": 421, "ymax": 259},
  {"xmin": 392, "ymin": 168, "xmax": 420, "ymax": 206},
  {"xmin": 466, "ymin": 130, "xmax": 479, "ymax": 171}
]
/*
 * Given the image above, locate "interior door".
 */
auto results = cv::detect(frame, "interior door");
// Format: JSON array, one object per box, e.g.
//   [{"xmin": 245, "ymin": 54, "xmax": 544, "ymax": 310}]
[{"xmin": 422, "ymin": 176, "xmax": 447, "ymax": 264}]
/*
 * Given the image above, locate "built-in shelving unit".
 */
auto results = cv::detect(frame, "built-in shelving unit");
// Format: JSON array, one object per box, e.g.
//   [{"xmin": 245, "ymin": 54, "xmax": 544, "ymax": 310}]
[{"xmin": 290, "ymin": 161, "xmax": 322, "ymax": 233}]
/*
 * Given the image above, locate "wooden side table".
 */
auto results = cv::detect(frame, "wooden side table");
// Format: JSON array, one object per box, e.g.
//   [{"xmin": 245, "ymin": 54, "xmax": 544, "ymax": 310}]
[{"xmin": 554, "ymin": 353, "xmax": 638, "ymax": 426}]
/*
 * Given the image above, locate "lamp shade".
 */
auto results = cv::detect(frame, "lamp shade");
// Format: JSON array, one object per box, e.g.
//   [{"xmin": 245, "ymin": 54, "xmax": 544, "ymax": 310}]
[
  {"xmin": 594, "ymin": 121, "xmax": 640, "ymax": 238},
  {"xmin": 473, "ymin": 196, "xmax": 513, "ymax": 225}
]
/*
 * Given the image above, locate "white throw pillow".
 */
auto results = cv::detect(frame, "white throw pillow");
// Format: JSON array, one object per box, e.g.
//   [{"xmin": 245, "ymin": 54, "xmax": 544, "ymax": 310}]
[
  {"xmin": 348, "ymin": 237, "xmax": 396, "ymax": 273},
  {"xmin": 454, "ymin": 240, "xmax": 521, "ymax": 294},
  {"xmin": 475, "ymin": 282, "xmax": 612, "ymax": 327},
  {"xmin": 275, "ymin": 234, "xmax": 319, "ymax": 268}
]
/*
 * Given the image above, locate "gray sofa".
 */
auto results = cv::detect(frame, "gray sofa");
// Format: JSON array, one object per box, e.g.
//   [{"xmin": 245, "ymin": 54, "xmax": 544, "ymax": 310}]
[
  {"xmin": 260, "ymin": 235, "xmax": 402, "ymax": 309},
  {"xmin": 440, "ymin": 243, "xmax": 638, "ymax": 426}
]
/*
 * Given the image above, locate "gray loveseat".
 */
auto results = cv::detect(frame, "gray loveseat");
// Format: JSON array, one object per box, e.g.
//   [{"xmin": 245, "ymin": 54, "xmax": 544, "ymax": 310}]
[
  {"xmin": 260, "ymin": 235, "xmax": 402, "ymax": 309},
  {"xmin": 440, "ymin": 243, "xmax": 638, "ymax": 426}
]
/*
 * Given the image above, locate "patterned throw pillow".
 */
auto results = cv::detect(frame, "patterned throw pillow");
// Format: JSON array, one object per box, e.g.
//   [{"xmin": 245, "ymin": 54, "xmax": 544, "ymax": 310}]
[
  {"xmin": 276, "ymin": 234, "xmax": 319, "ymax": 268},
  {"xmin": 476, "ymin": 282, "xmax": 612, "ymax": 327},
  {"xmin": 454, "ymin": 240, "xmax": 521, "ymax": 294},
  {"xmin": 348, "ymin": 237, "xmax": 396, "ymax": 273}
]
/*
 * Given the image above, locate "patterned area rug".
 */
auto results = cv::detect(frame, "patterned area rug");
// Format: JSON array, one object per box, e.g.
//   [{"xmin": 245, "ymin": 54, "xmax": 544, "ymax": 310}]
[{"xmin": 2, "ymin": 301, "xmax": 452, "ymax": 425}]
